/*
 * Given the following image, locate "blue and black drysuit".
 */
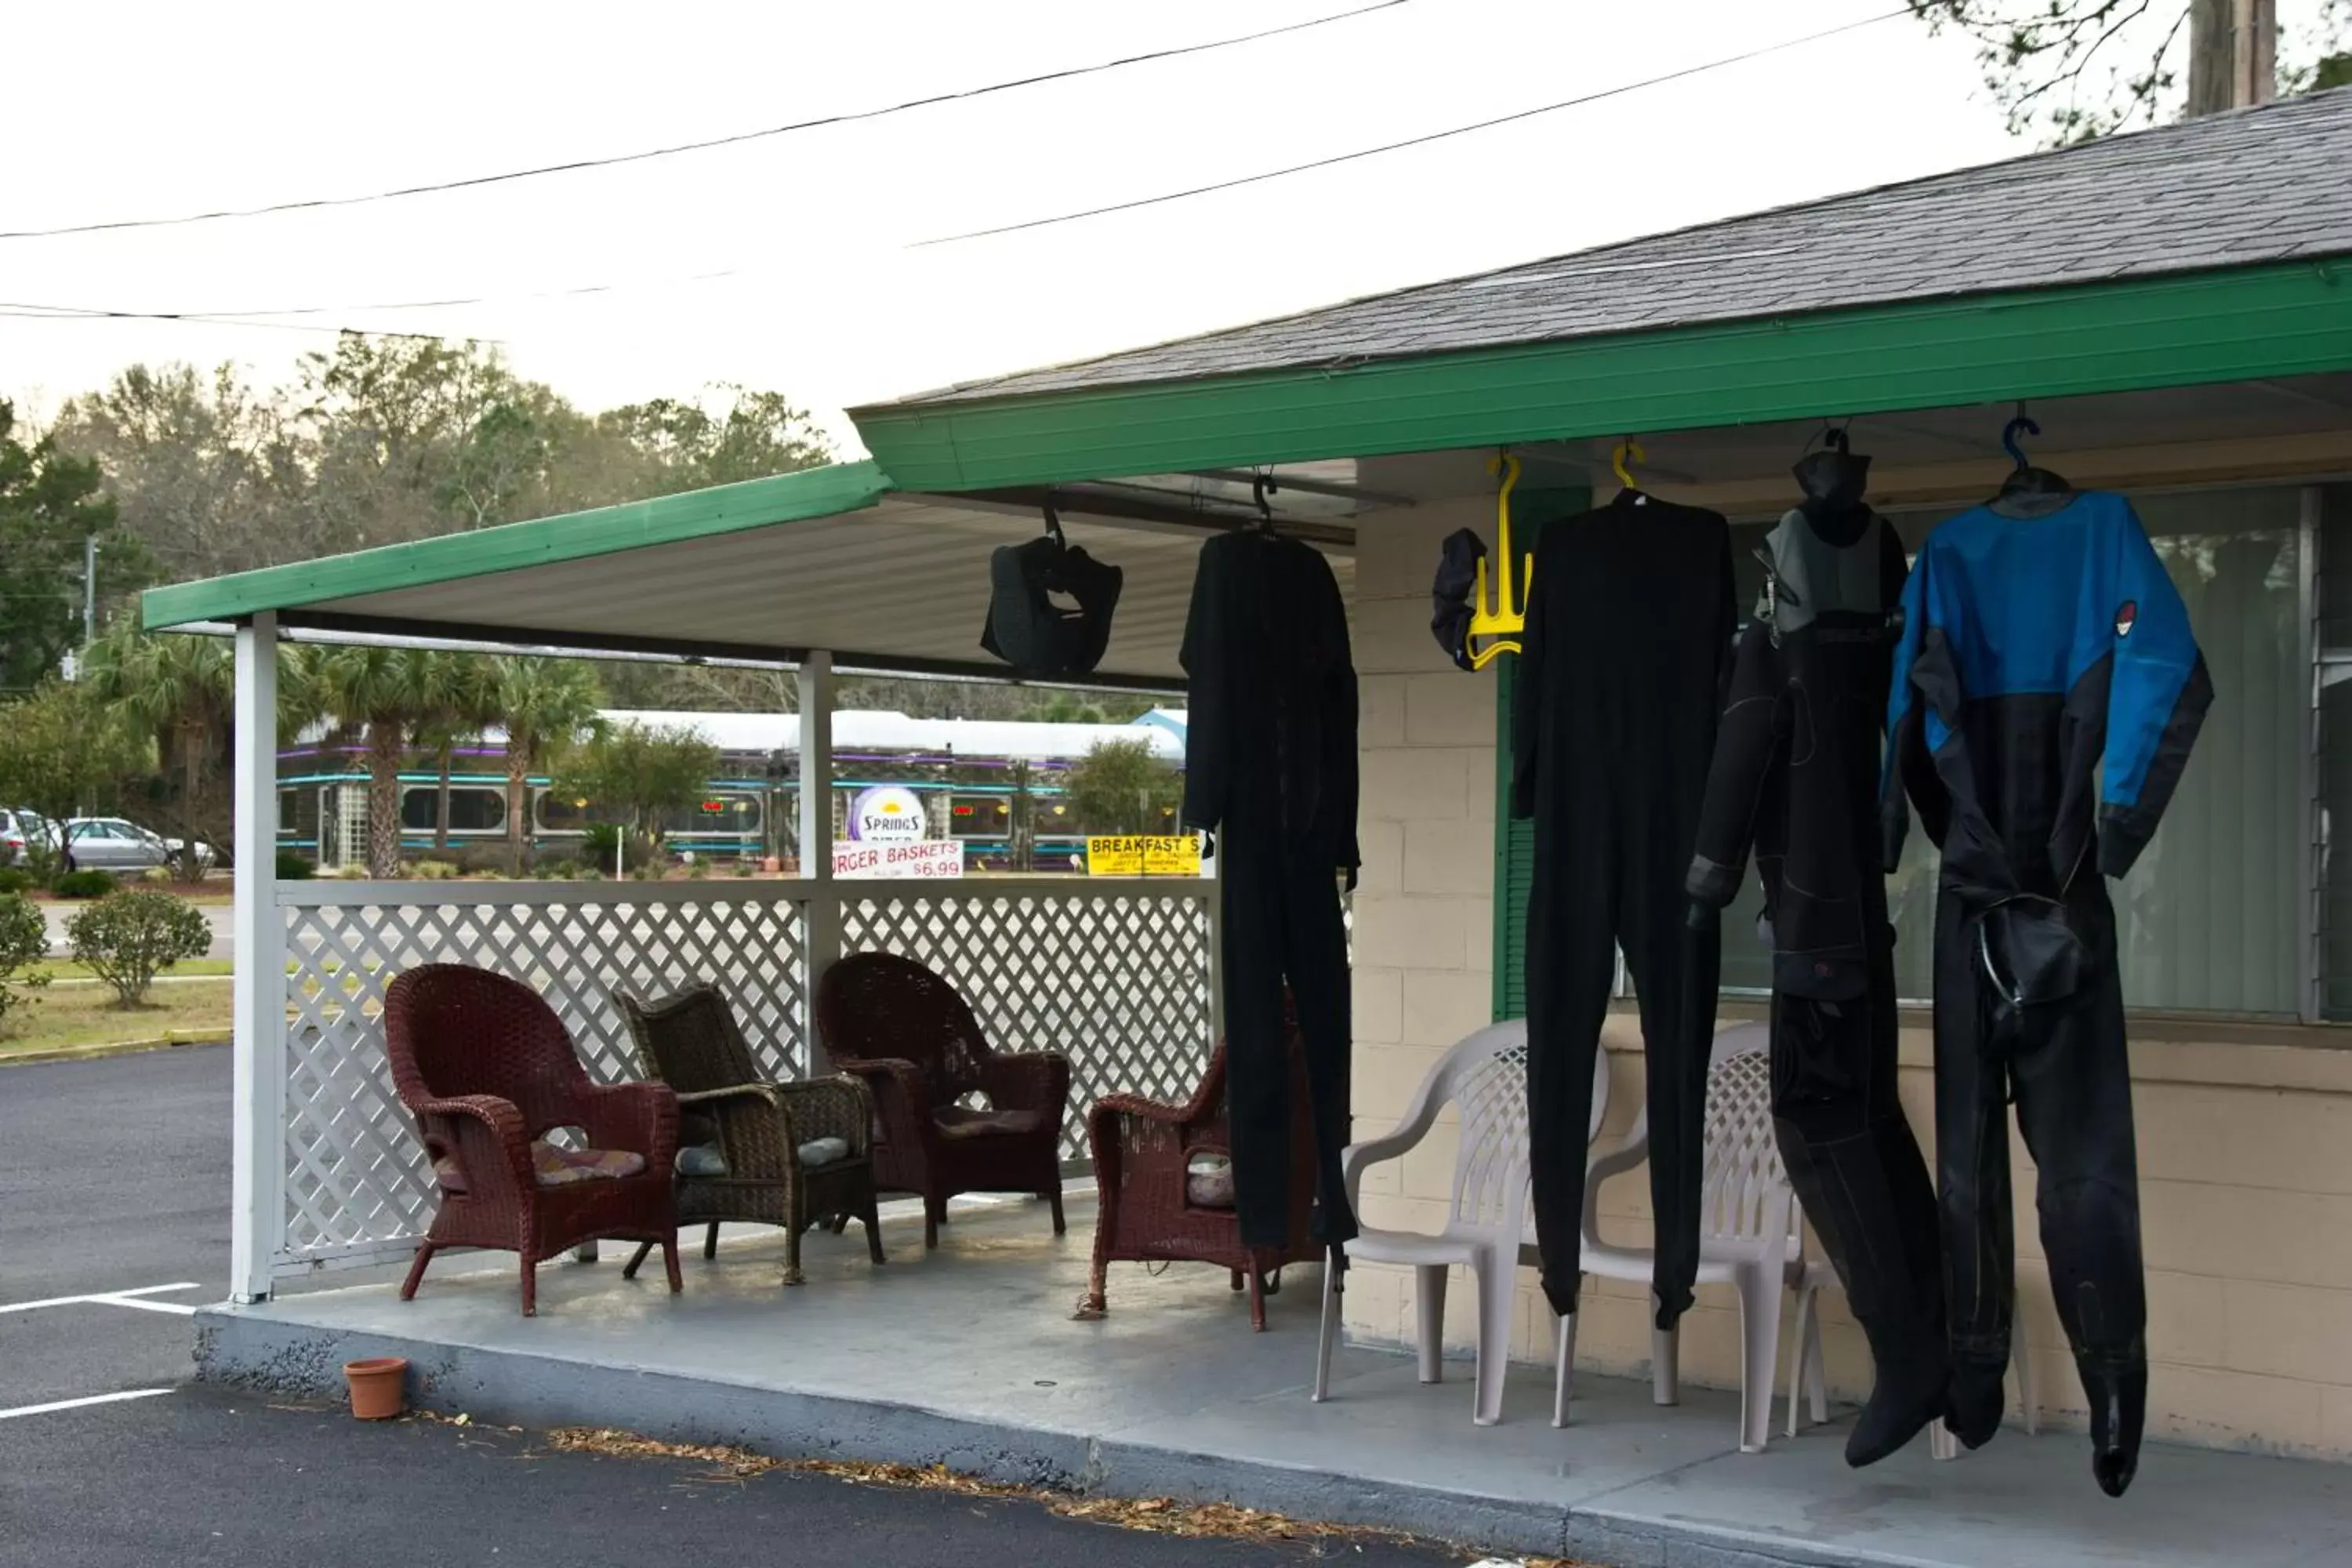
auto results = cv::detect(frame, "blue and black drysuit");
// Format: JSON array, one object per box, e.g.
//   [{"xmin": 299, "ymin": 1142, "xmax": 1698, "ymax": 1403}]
[{"xmin": 1882, "ymin": 489, "xmax": 2212, "ymax": 1497}]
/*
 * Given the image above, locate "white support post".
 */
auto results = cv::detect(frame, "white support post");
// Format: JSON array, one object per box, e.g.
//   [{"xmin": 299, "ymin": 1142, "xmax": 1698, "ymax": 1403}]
[
  {"xmin": 230, "ymin": 612, "xmax": 285, "ymax": 1303},
  {"xmin": 799, "ymin": 652, "xmax": 837, "ymax": 1073}
]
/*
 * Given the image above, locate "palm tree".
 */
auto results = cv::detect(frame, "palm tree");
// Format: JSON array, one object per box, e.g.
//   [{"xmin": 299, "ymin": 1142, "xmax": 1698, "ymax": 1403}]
[
  {"xmin": 415, "ymin": 657, "xmax": 503, "ymax": 856},
  {"xmin": 310, "ymin": 646, "xmax": 450, "ymax": 877},
  {"xmin": 490, "ymin": 657, "xmax": 602, "ymax": 874}
]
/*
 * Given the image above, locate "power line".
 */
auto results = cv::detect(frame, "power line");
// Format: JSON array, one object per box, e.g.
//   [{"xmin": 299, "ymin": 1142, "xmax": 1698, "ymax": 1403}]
[
  {"xmin": 0, "ymin": 8, "xmax": 1915, "ymax": 331},
  {"xmin": 913, "ymin": 8, "xmax": 1913, "ymax": 245},
  {"xmin": 0, "ymin": 2, "xmax": 1412, "ymax": 243},
  {"xmin": 0, "ymin": 303, "xmax": 485, "ymax": 343}
]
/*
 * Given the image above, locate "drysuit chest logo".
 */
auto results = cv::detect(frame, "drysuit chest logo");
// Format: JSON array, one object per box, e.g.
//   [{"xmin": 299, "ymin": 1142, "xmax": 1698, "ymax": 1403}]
[{"xmin": 2114, "ymin": 601, "xmax": 2137, "ymax": 638}]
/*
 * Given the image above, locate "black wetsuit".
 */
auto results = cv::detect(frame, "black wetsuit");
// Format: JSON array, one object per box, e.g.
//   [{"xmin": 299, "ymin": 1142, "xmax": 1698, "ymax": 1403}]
[
  {"xmin": 1883, "ymin": 487, "xmax": 2212, "ymax": 1497},
  {"xmin": 1179, "ymin": 530, "xmax": 1359, "ymax": 1253},
  {"xmin": 1512, "ymin": 489, "xmax": 1733, "ymax": 1326}
]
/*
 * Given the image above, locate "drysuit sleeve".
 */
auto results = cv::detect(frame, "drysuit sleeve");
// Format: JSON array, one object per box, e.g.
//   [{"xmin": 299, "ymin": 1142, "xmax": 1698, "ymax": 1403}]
[
  {"xmin": 1508, "ymin": 528, "xmax": 1548, "ymax": 821},
  {"xmin": 1320, "ymin": 552, "xmax": 1363, "ymax": 877},
  {"xmin": 1177, "ymin": 543, "xmax": 1229, "ymax": 835},
  {"xmin": 1686, "ymin": 619, "xmax": 1782, "ymax": 908},
  {"xmin": 2097, "ymin": 511, "xmax": 2214, "ymax": 877},
  {"xmin": 1880, "ymin": 544, "xmax": 1932, "ymax": 872}
]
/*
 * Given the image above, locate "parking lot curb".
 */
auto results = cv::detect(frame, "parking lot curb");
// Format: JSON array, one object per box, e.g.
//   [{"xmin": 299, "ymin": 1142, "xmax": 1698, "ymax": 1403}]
[{"xmin": 0, "ymin": 1030, "xmax": 230, "ymax": 1068}]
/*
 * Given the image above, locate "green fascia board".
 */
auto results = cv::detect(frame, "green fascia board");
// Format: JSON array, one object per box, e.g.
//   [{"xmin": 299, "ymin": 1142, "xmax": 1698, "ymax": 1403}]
[
  {"xmin": 142, "ymin": 460, "xmax": 894, "ymax": 630},
  {"xmin": 851, "ymin": 263, "xmax": 2352, "ymax": 490}
]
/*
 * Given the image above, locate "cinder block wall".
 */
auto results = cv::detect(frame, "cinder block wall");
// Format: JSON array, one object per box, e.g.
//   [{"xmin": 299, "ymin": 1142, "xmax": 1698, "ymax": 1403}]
[{"xmin": 1344, "ymin": 501, "xmax": 2352, "ymax": 1461}]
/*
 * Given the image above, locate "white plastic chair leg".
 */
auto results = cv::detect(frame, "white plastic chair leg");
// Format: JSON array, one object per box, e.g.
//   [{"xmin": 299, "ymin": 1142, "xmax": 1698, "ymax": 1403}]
[
  {"xmin": 1472, "ymin": 1249, "xmax": 1515, "ymax": 1427},
  {"xmin": 1312, "ymin": 1254, "xmax": 1339, "ymax": 1403},
  {"xmin": 2012, "ymin": 1294, "xmax": 2038, "ymax": 1436},
  {"xmin": 1735, "ymin": 1261, "xmax": 1785, "ymax": 1454},
  {"xmin": 1414, "ymin": 1264, "xmax": 1448, "ymax": 1384},
  {"xmin": 1553, "ymin": 1309, "xmax": 1578, "ymax": 1428},
  {"xmin": 1785, "ymin": 1285, "xmax": 1817, "ymax": 1438},
  {"xmin": 1651, "ymin": 1320, "xmax": 1679, "ymax": 1406},
  {"xmin": 1931, "ymin": 1421, "xmax": 1962, "ymax": 1461},
  {"xmin": 1803, "ymin": 1310, "xmax": 1828, "ymax": 1427}
]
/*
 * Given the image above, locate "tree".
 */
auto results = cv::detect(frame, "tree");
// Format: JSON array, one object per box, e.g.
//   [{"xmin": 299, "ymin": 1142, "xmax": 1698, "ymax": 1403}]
[
  {"xmin": 1910, "ymin": 0, "xmax": 2350, "ymax": 144},
  {"xmin": 596, "ymin": 386, "xmax": 833, "ymax": 491},
  {"xmin": 310, "ymin": 647, "xmax": 474, "ymax": 877},
  {"xmin": 554, "ymin": 720, "xmax": 719, "ymax": 870},
  {"xmin": 0, "ymin": 401, "xmax": 140, "ymax": 694},
  {"xmin": 0, "ymin": 683, "xmax": 149, "ymax": 879},
  {"xmin": 492, "ymin": 657, "xmax": 604, "ymax": 873},
  {"xmin": 1059, "ymin": 738, "xmax": 1185, "ymax": 835},
  {"xmin": 80, "ymin": 625, "xmax": 230, "ymax": 880},
  {"xmin": 409, "ymin": 655, "xmax": 503, "ymax": 855}
]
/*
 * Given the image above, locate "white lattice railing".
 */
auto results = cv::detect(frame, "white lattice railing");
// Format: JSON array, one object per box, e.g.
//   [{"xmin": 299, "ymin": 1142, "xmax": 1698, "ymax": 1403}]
[{"xmin": 270, "ymin": 877, "xmax": 1214, "ymax": 1276}]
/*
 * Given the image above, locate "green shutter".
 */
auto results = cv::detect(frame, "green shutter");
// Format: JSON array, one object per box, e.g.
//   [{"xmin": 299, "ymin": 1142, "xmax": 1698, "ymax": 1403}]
[{"xmin": 1490, "ymin": 485, "xmax": 1586, "ymax": 1022}]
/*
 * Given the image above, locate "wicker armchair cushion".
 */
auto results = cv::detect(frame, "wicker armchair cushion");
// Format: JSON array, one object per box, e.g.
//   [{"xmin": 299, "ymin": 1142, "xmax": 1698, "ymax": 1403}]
[
  {"xmin": 1185, "ymin": 1152, "xmax": 1236, "ymax": 1209},
  {"xmin": 530, "ymin": 1142, "xmax": 648, "ymax": 1188},
  {"xmin": 933, "ymin": 1105, "xmax": 1045, "ymax": 1139},
  {"xmin": 673, "ymin": 1135, "xmax": 858, "ymax": 1179}
]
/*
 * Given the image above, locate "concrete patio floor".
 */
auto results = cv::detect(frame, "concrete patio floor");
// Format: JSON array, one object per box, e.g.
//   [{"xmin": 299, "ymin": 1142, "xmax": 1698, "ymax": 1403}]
[{"xmin": 195, "ymin": 1195, "xmax": 2352, "ymax": 1568}]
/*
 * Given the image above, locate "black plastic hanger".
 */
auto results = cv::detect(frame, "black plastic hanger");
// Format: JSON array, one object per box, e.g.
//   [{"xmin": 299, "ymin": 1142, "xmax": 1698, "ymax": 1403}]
[
  {"xmin": 1252, "ymin": 473, "xmax": 1279, "ymax": 537},
  {"xmin": 1040, "ymin": 503, "xmax": 1066, "ymax": 548},
  {"xmin": 1993, "ymin": 409, "xmax": 2074, "ymax": 514}
]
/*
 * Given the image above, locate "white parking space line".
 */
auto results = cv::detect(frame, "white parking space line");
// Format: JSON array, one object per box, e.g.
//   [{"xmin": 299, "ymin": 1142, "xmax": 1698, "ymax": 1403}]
[
  {"xmin": 93, "ymin": 1295, "xmax": 201, "ymax": 1317},
  {"xmin": 0, "ymin": 1389, "xmax": 174, "ymax": 1421},
  {"xmin": 0, "ymin": 1283, "xmax": 202, "ymax": 1316}
]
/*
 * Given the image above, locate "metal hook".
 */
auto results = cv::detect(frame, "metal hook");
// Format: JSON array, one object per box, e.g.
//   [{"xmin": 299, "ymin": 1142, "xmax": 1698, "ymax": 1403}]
[{"xmin": 2002, "ymin": 408, "xmax": 2041, "ymax": 471}]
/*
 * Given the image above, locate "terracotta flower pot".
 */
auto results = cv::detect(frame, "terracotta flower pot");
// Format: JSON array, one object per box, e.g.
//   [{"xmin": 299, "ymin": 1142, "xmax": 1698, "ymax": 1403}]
[{"xmin": 343, "ymin": 1356, "xmax": 408, "ymax": 1421}]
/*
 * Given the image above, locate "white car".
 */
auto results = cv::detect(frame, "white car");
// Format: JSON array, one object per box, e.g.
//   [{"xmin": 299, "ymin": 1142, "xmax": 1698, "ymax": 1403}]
[
  {"xmin": 63, "ymin": 818, "xmax": 218, "ymax": 877},
  {"xmin": 0, "ymin": 808, "xmax": 63, "ymax": 867}
]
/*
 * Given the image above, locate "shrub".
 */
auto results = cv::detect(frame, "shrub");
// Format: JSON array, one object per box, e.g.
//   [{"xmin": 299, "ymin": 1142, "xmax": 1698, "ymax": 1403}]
[
  {"xmin": 0, "ymin": 893, "xmax": 50, "ymax": 1034},
  {"xmin": 410, "ymin": 860, "xmax": 461, "ymax": 881},
  {"xmin": 274, "ymin": 851, "xmax": 316, "ymax": 881},
  {"xmin": 0, "ymin": 867, "xmax": 36, "ymax": 895},
  {"xmin": 455, "ymin": 844, "xmax": 513, "ymax": 875},
  {"xmin": 65, "ymin": 888, "xmax": 211, "ymax": 1008},
  {"xmin": 53, "ymin": 869, "xmax": 117, "ymax": 900},
  {"xmin": 140, "ymin": 866, "xmax": 174, "ymax": 885}
]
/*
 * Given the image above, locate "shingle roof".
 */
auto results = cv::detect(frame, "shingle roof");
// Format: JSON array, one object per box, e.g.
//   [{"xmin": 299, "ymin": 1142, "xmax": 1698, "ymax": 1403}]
[{"xmin": 873, "ymin": 87, "xmax": 2352, "ymax": 408}]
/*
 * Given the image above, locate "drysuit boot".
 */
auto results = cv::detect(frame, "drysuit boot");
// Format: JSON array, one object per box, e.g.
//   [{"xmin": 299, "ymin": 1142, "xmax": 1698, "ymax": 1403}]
[
  {"xmin": 1778, "ymin": 1117, "xmax": 1951, "ymax": 1467},
  {"xmin": 2082, "ymin": 1354, "xmax": 2147, "ymax": 1498}
]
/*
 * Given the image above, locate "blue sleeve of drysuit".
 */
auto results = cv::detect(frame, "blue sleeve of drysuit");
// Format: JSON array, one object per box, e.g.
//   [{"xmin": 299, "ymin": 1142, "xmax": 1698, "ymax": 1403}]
[{"xmin": 2097, "ymin": 509, "xmax": 2214, "ymax": 877}]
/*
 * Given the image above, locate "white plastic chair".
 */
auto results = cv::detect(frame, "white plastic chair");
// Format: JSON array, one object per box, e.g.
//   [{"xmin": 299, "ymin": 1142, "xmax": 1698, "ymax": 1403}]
[
  {"xmin": 1564, "ymin": 1023, "xmax": 1798, "ymax": 1454},
  {"xmin": 1312, "ymin": 1021, "xmax": 1607, "ymax": 1426}
]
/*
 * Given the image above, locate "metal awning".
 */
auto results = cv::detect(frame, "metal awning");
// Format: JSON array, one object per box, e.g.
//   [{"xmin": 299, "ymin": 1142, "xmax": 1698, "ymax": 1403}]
[{"xmin": 142, "ymin": 461, "xmax": 1357, "ymax": 688}]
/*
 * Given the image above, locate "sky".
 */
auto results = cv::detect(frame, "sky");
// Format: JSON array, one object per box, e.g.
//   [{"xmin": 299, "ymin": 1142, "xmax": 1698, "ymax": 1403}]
[{"xmin": 0, "ymin": 1, "xmax": 2114, "ymax": 452}]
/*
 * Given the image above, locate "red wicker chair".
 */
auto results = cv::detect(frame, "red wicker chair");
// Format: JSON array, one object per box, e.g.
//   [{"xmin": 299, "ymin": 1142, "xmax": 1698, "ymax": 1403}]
[
  {"xmin": 1081, "ymin": 1029, "xmax": 1322, "ymax": 1331},
  {"xmin": 813, "ymin": 952, "xmax": 1071, "ymax": 1249},
  {"xmin": 386, "ymin": 964, "xmax": 683, "ymax": 1316}
]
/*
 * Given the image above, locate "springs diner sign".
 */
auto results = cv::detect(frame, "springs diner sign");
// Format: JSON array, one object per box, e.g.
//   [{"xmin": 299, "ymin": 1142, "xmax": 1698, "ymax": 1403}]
[{"xmin": 834, "ymin": 784, "xmax": 962, "ymax": 878}]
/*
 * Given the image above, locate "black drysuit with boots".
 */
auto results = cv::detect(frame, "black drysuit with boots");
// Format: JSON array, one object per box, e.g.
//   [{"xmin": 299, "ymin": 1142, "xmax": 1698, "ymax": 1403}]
[
  {"xmin": 1883, "ymin": 484, "xmax": 2212, "ymax": 1497},
  {"xmin": 1684, "ymin": 448, "xmax": 1948, "ymax": 1468},
  {"xmin": 1179, "ymin": 529, "xmax": 1359, "ymax": 1258},
  {"xmin": 1512, "ymin": 489, "xmax": 1733, "ymax": 1327}
]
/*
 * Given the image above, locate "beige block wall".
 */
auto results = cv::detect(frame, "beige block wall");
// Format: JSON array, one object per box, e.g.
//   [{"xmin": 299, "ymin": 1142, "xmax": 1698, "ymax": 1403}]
[{"xmin": 1343, "ymin": 500, "xmax": 2352, "ymax": 1462}]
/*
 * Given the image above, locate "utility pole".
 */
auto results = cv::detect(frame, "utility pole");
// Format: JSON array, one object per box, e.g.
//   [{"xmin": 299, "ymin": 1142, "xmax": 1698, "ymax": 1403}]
[
  {"xmin": 2190, "ymin": 0, "xmax": 2276, "ymax": 116},
  {"xmin": 82, "ymin": 535, "xmax": 97, "ymax": 647}
]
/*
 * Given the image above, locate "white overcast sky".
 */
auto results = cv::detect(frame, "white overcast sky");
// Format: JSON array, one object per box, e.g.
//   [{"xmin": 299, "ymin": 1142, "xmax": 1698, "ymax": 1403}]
[{"xmin": 0, "ymin": 0, "xmax": 2296, "ymax": 451}]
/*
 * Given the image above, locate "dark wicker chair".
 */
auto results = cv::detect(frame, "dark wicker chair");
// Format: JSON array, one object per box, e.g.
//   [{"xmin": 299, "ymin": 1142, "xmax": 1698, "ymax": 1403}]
[
  {"xmin": 813, "ymin": 952, "xmax": 1071, "ymax": 1250},
  {"xmin": 386, "ymin": 964, "xmax": 682, "ymax": 1316},
  {"xmin": 614, "ymin": 984, "xmax": 884, "ymax": 1287},
  {"xmin": 1082, "ymin": 1030, "xmax": 1322, "ymax": 1331}
]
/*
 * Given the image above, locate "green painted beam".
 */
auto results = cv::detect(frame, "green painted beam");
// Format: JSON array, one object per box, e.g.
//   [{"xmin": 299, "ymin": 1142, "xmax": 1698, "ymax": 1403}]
[
  {"xmin": 142, "ymin": 460, "xmax": 893, "ymax": 629},
  {"xmin": 851, "ymin": 263, "xmax": 2352, "ymax": 490}
]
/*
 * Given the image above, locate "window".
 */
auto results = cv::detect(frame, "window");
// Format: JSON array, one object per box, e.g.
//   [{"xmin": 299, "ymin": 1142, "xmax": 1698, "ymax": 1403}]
[
  {"xmin": 399, "ymin": 786, "xmax": 506, "ymax": 834},
  {"xmin": 1497, "ymin": 481, "xmax": 2315, "ymax": 1022}
]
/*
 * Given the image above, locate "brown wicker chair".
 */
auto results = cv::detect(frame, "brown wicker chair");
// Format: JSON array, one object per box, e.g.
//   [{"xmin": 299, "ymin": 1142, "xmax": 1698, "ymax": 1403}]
[
  {"xmin": 614, "ymin": 984, "xmax": 884, "ymax": 1287},
  {"xmin": 814, "ymin": 952, "xmax": 1071, "ymax": 1249},
  {"xmin": 1082, "ymin": 1030, "xmax": 1322, "ymax": 1331},
  {"xmin": 387, "ymin": 964, "xmax": 682, "ymax": 1316}
]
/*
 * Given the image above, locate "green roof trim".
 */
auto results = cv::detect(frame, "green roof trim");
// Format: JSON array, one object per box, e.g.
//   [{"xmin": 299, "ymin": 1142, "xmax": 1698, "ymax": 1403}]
[
  {"xmin": 851, "ymin": 263, "xmax": 2352, "ymax": 490},
  {"xmin": 142, "ymin": 459, "xmax": 893, "ymax": 630}
]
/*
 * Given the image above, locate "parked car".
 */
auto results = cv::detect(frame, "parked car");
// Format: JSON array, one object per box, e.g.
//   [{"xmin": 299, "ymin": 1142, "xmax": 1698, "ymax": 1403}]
[
  {"xmin": 62, "ymin": 817, "xmax": 217, "ymax": 877},
  {"xmin": 0, "ymin": 808, "xmax": 63, "ymax": 867}
]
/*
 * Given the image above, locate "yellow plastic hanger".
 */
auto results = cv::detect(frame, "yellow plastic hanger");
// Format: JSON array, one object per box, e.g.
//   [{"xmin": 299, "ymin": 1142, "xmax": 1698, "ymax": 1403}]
[
  {"xmin": 1466, "ymin": 451, "xmax": 1534, "ymax": 669},
  {"xmin": 1612, "ymin": 438, "xmax": 1649, "ymax": 503}
]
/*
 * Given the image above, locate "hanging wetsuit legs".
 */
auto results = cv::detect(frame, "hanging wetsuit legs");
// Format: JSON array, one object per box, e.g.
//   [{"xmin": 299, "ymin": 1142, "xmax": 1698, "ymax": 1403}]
[
  {"xmin": 1935, "ymin": 875, "xmax": 2143, "ymax": 1479},
  {"xmin": 1513, "ymin": 492, "xmax": 1733, "ymax": 1327},
  {"xmin": 1222, "ymin": 840, "xmax": 1356, "ymax": 1252}
]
